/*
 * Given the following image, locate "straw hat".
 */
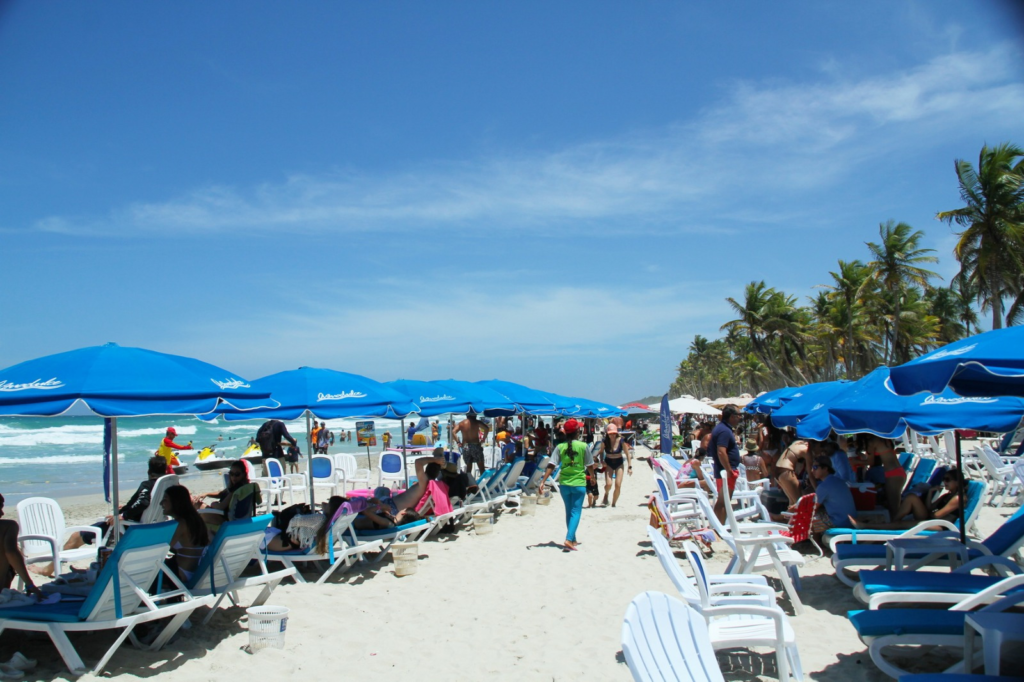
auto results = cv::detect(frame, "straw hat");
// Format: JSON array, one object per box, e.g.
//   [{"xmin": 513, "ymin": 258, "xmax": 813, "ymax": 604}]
[{"xmin": 744, "ymin": 438, "xmax": 759, "ymax": 452}]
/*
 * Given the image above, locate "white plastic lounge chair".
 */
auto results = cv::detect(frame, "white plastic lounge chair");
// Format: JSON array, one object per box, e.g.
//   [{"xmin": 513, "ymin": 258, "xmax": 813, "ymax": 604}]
[
  {"xmin": 516, "ymin": 455, "xmax": 550, "ymax": 496},
  {"xmin": 186, "ymin": 514, "xmax": 296, "ymax": 623},
  {"xmin": 647, "ymin": 527, "xmax": 773, "ymax": 610},
  {"xmin": 16, "ymin": 497, "xmax": 107, "ymax": 575},
  {"xmin": 0, "ymin": 521, "xmax": 214, "ymax": 676},
  {"xmin": 848, "ymin": 574, "xmax": 1024, "ymax": 678},
  {"xmin": 621, "ymin": 591, "xmax": 725, "ymax": 682},
  {"xmin": 353, "ymin": 517, "xmax": 437, "ymax": 561},
  {"xmin": 260, "ymin": 512, "xmax": 384, "ymax": 584},
  {"xmin": 832, "ymin": 482, "xmax": 1009, "ymax": 588},
  {"xmin": 334, "ymin": 452, "xmax": 372, "ymax": 493},
  {"xmin": 852, "ymin": 506, "xmax": 1024, "ymax": 608},
  {"xmin": 978, "ymin": 446, "xmax": 1017, "ymax": 508}
]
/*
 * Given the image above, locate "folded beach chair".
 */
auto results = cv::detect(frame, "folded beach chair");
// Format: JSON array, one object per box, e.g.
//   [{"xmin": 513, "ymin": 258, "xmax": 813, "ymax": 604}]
[
  {"xmin": 779, "ymin": 493, "xmax": 823, "ymax": 558},
  {"xmin": 830, "ymin": 481, "xmax": 994, "ymax": 587},
  {"xmin": 261, "ymin": 512, "xmax": 385, "ymax": 583},
  {"xmin": 852, "ymin": 506, "xmax": 1024, "ymax": 608},
  {"xmin": 847, "ymin": 574, "xmax": 1024, "ymax": 678},
  {"xmin": 186, "ymin": 514, "xmax": 296, "ymax": 623},
  {"xmin": 0, "ymin": 521, "xmax": 215, "ymax": 676},
  {"xmin": 621, "ymin": 591, "xmax": 726, "ymax": 682}
]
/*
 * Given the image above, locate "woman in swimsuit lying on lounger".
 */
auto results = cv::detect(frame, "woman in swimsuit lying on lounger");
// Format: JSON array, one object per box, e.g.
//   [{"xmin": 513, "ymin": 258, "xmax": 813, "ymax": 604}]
[
  {"xmin": 351, "ymin": 453, "xmax": 445, "ymax": 530},
  {"xmin": 848, "ymin": 470, "xmax": 963, "ymax": 530}
]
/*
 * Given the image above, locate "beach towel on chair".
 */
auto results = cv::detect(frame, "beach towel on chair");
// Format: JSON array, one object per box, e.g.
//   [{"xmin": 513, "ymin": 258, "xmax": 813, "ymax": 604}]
[{"xmin": 415, "ymin": 480, "xmax": 453, "ymax": 516}]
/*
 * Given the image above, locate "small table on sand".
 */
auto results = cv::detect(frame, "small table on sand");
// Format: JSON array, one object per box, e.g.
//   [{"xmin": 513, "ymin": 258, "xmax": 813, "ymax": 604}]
[
  {"xmin": 963, "ymin": 612, "xmax": 1024, "ymax": 675},
  {"xmin": 885, "ymin": 536, "xmax": 968, "ymax": 571}
]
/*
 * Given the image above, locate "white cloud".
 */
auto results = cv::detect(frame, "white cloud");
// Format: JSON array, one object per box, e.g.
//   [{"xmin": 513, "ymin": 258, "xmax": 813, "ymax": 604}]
[{"xmin": 33, "ymin": 45, "xmax": 1024, "ymax": 239}]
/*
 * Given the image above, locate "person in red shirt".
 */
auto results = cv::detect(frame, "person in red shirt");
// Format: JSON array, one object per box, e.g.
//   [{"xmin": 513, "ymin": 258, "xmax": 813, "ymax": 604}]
[{"xmin": 157, "ymin": 427, "xmax": 192, "ymax": 474}]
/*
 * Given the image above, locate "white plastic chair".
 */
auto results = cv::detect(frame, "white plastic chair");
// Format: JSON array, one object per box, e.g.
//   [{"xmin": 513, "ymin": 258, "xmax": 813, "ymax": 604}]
[
  {"xmin": 978, "ymin": 445, "xmax": 1016, "ymax": 508},
  {"xmin": 334, "ymin": 453, "xmax": 372, "ymax": 493},
  {"xmin": 262, "ymin": 458, "xmax": 295, "ymax": 508},
  {"xmin": 377, "ymin": 450, "xmax": 406, "ymax": 488},
  {"xmin": 121, "ymin": 474, "xmax": 178, "ymax": 530},
  {"xmin": 16, "ymin": 497, "xmax": 103, "ymax": 575},
  {"xmin": 621, "ymin": 591, "xmax": 726, "ymax": 682},
  {"xmin": 311, "ymin": 455, "xmax": 338, "ymax": 498}
]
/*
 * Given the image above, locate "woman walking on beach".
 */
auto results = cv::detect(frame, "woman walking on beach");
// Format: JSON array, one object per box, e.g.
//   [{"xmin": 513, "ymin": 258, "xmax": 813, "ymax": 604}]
[
  {"xmin": 599, "ymin": 423, "xmax": 632, "ymax": 507},
  {"xmin": 537, "ymin": 419, "xmax": 594, "ymax": 551}
]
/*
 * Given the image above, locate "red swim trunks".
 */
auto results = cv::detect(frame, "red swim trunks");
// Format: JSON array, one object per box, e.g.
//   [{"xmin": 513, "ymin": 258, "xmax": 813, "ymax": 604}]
[{"xmin": 716, "ymin": 469, "xmax": 739, "ymax": 492}]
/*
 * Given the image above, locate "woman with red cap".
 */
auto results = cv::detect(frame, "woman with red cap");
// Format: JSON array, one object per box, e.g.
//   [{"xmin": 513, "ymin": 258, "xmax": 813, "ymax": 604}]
[
  {"xmin": 157, "ymin": 427, "xmax": 192, "ymax": 474},
  {"xmin": 536, "ymin": 418, "xmax": 594, "ymax": 551}
]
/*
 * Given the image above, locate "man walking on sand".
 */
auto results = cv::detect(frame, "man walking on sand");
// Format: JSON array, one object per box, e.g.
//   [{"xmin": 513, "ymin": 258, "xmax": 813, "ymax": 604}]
[
  {"xmin": 711, "ymin": 405, "xmax": 743, "ymax": 523},
  {"xmin": 453, "ymin": 410, "xmax": 489, "ymax": 478}
]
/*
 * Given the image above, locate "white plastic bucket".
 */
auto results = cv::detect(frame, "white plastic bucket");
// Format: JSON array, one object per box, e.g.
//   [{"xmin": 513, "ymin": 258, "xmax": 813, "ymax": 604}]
[
  {"xmin": 246, "ymin": 606, "xmax": 289, "ymax": 652},
  {"xmin": 521, "ymin": 495, "xmax": 537, "ymax": 515},
  {"xmin": 392, "ymin": 541, "xmax": 419, "ymax": 576},
  {"xmin": 473, "ymin": 512, "xmax": 493, "ymax": 534}
]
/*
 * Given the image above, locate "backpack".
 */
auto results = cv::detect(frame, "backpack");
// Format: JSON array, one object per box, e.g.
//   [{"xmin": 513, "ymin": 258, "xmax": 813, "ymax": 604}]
[{"xmin": 256, "ymin": 421, "xmax": 276, "ymax": 448}]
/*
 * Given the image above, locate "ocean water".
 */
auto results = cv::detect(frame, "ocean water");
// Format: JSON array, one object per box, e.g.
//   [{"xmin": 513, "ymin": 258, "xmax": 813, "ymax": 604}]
[{"xmin": 0, "ymin": 415, "xmax": 422, "ymax": 505}]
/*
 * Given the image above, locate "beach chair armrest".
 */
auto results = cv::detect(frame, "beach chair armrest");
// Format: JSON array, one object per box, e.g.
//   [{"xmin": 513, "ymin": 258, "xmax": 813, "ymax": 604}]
[
  {"xmin": 899, "ymin": 520, "xmax": 960, "ymax": 537},
  {"xmin": 735, "ymin": 535, "xmax": 794, "ymax": 547},
  {"xmin": 16, "ymin": 534, "xmax": 58, "ymax": 557},
  {"xmin": 707, "ymin": 574, "xmax": 769, "ymax": 586},
  {"xmin": 739, "ymin": 522, "xmax": 790, "ymax": 534},
  {"xmin": 954, "ymin": 555, "xmax": 1024, "ymax": 577},
  {"xmin": 701, "ymin": 604, "xmax": 786, "ymax": 633},
  {"xmin": 707, "ymin": 581, "xmax": 777, "ymax": 599}
]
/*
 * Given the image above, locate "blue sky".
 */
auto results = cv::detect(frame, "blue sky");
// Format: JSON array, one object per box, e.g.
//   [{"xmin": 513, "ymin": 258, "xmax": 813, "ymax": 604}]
[{"xmin": 2, "ymin": 1, "xmax": 1023, "ymax": 404}]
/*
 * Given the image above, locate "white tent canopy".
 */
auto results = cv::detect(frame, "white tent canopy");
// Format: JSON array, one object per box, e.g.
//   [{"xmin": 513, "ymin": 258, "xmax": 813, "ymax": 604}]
[{"xmin": 658, "ymin": 397, "xmax": 722, "ymax": 416}]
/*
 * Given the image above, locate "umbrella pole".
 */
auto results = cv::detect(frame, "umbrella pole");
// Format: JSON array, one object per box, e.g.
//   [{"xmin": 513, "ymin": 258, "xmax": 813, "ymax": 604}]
[
  {"xmin": 401, "ymin": 418, "xmax": 408, "ymax": 488},
  {"xmin": 111, "ymin": 417, "xmax": 121, "ymax": 540},
  {"xmin": 955, "ymin": 431, "xmax": 966, "ymax": 545},
  {"xmin": 306, "ymin": 411, "xmax": 314, "ymax": 505}
]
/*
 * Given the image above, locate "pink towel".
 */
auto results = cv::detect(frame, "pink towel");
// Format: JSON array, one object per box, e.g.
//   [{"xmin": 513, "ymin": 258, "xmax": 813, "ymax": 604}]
[{"xmin": 416, "ymin": 480, "xmax": 453, "ymax": 516}]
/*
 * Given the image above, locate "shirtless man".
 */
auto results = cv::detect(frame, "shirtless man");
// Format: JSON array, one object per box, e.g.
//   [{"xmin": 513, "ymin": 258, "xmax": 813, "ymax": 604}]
[{"xmin": 453, "ymin": 410, "xmax": 489, "ymax": 478}]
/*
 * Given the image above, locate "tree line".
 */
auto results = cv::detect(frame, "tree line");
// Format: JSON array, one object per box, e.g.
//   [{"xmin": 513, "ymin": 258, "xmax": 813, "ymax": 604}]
[{"xmin": 671, "ymin": 142, "xmax": 1024, "ymax": 399}]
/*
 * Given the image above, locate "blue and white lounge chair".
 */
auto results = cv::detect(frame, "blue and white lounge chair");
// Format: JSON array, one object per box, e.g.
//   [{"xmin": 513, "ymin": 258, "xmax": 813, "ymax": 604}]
[
  {"xmin": 852, "ymin": 507, "xmax": 1024, "ymax": 608},
  {"xmin": 261, "ymin": 512, "xmax": 385, "ymax": 583},
  {"xmin": 832, "ymin": 481, "xmax": 1004, "ymax": 587},
  {"xmin": 828, "ymin": 479, "xmax": 988, "ymax": 552},
  {"xmin": 186, "ymin": 514, "xmax": 296, "ymax": 623},
  {"xmin": 354, "ymin": 517, "xmax": 435, "ymax": 561},
  {"xmin": 848, "ymin": 574, "xmax": 1024, "ymax": 678},
  {"xmin": 621, "ymin": 591, "xmax": 726, "ymax": 682},
  {"xmin": 0, "ymin": 521, "xmax": 215, "ymax": 676}
]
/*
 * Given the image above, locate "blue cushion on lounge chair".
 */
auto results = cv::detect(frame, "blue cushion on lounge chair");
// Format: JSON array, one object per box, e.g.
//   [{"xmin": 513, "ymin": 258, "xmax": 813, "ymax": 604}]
[
  {"xmin": 983, "ymin": 506, "xmax": 1024, "ymax": 557},
  {"xmin": 858, "ymin": 569, "xmax": 1011, "ymax": 595},
  {"xmin": 354, "ymin": 519, "xmax": 427, "ymax": 540},
  {"xmin": 0, "ymin": 599, "xmax": 85, "ymax": 623},
  {"xmin": 848, "ymin": 609, "xmax": 965, "ymax": 637}
]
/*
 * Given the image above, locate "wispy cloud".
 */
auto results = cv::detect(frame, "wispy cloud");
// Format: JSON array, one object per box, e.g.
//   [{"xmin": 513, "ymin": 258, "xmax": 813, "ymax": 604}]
[{"xmin": 34, "ymin": 45, "xmax": 1024, "ymax": 239}]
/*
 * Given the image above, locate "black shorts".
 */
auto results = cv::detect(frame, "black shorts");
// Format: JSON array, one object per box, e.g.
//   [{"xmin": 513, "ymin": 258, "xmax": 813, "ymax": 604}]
[
  {"xmin": 586, "ymin": 478, "xmax": 599, "ymax": 496},
  {"xmin": 605, "ymin": 456, "xmax": 625, "ymax": 471}
]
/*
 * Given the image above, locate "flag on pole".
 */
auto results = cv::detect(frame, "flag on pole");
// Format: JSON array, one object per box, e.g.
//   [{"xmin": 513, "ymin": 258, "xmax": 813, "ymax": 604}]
[{"xmin": 659, "ymin": 394, "xmax": 672, "ymax": 455}]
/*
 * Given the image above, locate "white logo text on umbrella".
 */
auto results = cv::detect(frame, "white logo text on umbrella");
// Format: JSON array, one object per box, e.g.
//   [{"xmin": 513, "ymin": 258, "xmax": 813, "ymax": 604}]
[
  {"xmin": 318, "ymin": 391, "xmax": 368, "ymax": 401},
  {"xmin": 211, "ymin": 378, "xmax": 251, "ymax": 390},
  {"xmin": 0, "ymin": 378, "xmax": 65, "ymax": 392}
]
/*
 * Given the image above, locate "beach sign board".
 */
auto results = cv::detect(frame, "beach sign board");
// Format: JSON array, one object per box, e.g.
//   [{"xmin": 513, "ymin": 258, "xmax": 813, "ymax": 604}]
[{"xmin": 356, "ymin": 420, "xmax": 377, "ymax": 447}]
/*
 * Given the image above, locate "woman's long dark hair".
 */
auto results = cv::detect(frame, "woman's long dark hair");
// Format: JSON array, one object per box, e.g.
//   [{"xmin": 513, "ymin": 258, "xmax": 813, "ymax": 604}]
[
  {"xmin": 562, "ymin": 430, "xmax": 580, "ymax": 465},
  {"xmin": 164, "ymin": 485, "xmax": 209, "ymax": 547},
  {"xmin": 315, "ymin": 496, "xmax": 346, "ymax": 555}
]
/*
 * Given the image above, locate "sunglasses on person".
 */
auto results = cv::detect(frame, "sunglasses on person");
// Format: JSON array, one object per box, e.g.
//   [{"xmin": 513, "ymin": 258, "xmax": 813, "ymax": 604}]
[{"xmin": 229, "ymin": 470, "xmax": 244, "ymax": 479}]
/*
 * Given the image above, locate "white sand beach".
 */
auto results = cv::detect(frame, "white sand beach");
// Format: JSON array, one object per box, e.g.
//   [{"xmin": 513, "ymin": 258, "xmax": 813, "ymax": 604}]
[{"xmin": 2, "ymin": 447, "xmax": 1017, "ymax": 682}]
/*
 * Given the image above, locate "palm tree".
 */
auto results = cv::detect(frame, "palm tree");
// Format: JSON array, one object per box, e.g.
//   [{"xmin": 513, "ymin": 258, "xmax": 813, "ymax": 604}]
[
  {"xmin": 950, "ymin": 273, "xmax": 981, "ymax": 335},
  {"xmin": 824, "ymin": 259, "xmax": 872, "ymax": 377},
  {"xmin": 865, "ymin": 220, "xmax": 940, "ymax": 363},
  {"xmin": 937, "ymin": 142, "xmax": 1024, "ymax": 329}
]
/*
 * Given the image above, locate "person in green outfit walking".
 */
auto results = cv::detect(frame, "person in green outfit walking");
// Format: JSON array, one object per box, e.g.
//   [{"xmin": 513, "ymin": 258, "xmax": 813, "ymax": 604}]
[{"xmin": 537, "ymin": 418, "xmax": 595, "ymax": 551}]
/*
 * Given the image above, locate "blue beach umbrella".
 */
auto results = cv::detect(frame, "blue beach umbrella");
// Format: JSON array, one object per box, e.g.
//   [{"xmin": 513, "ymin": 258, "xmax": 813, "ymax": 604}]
[
  {"xmin": 770, "ymin": 381, "xmax": 852, "ymax": 429},
  {"xmin": 889, "ymin": 327, "xmax": 1024, "ymax": 398},
  {"xmin": 745, "ymin": 386, "xmax": 804, "ymax": 415},
  {"xmin": 0, "ymin": 343, "xmax": 274, "ymax": 535},
  {"xmin": 475, "ymin": 380, "xmax": 558, "ymax": 415},
  {"xmin": 566, "ymin": 397, "xmax": 626, "ymax": 419},
  {"xmin": 536, "ymin": 390, "xmax": 582, "ymax": 416},
  {"xmin": 396, "ymin": 379, "xmax": 518, "ymax": 417},
  {"xmin": 827, "ymin": 366, "xmax": 1024, "ymax": 438},
  {"xmin": 213, "ymin": 367, "xmax": 418, "ymax": 499}
]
